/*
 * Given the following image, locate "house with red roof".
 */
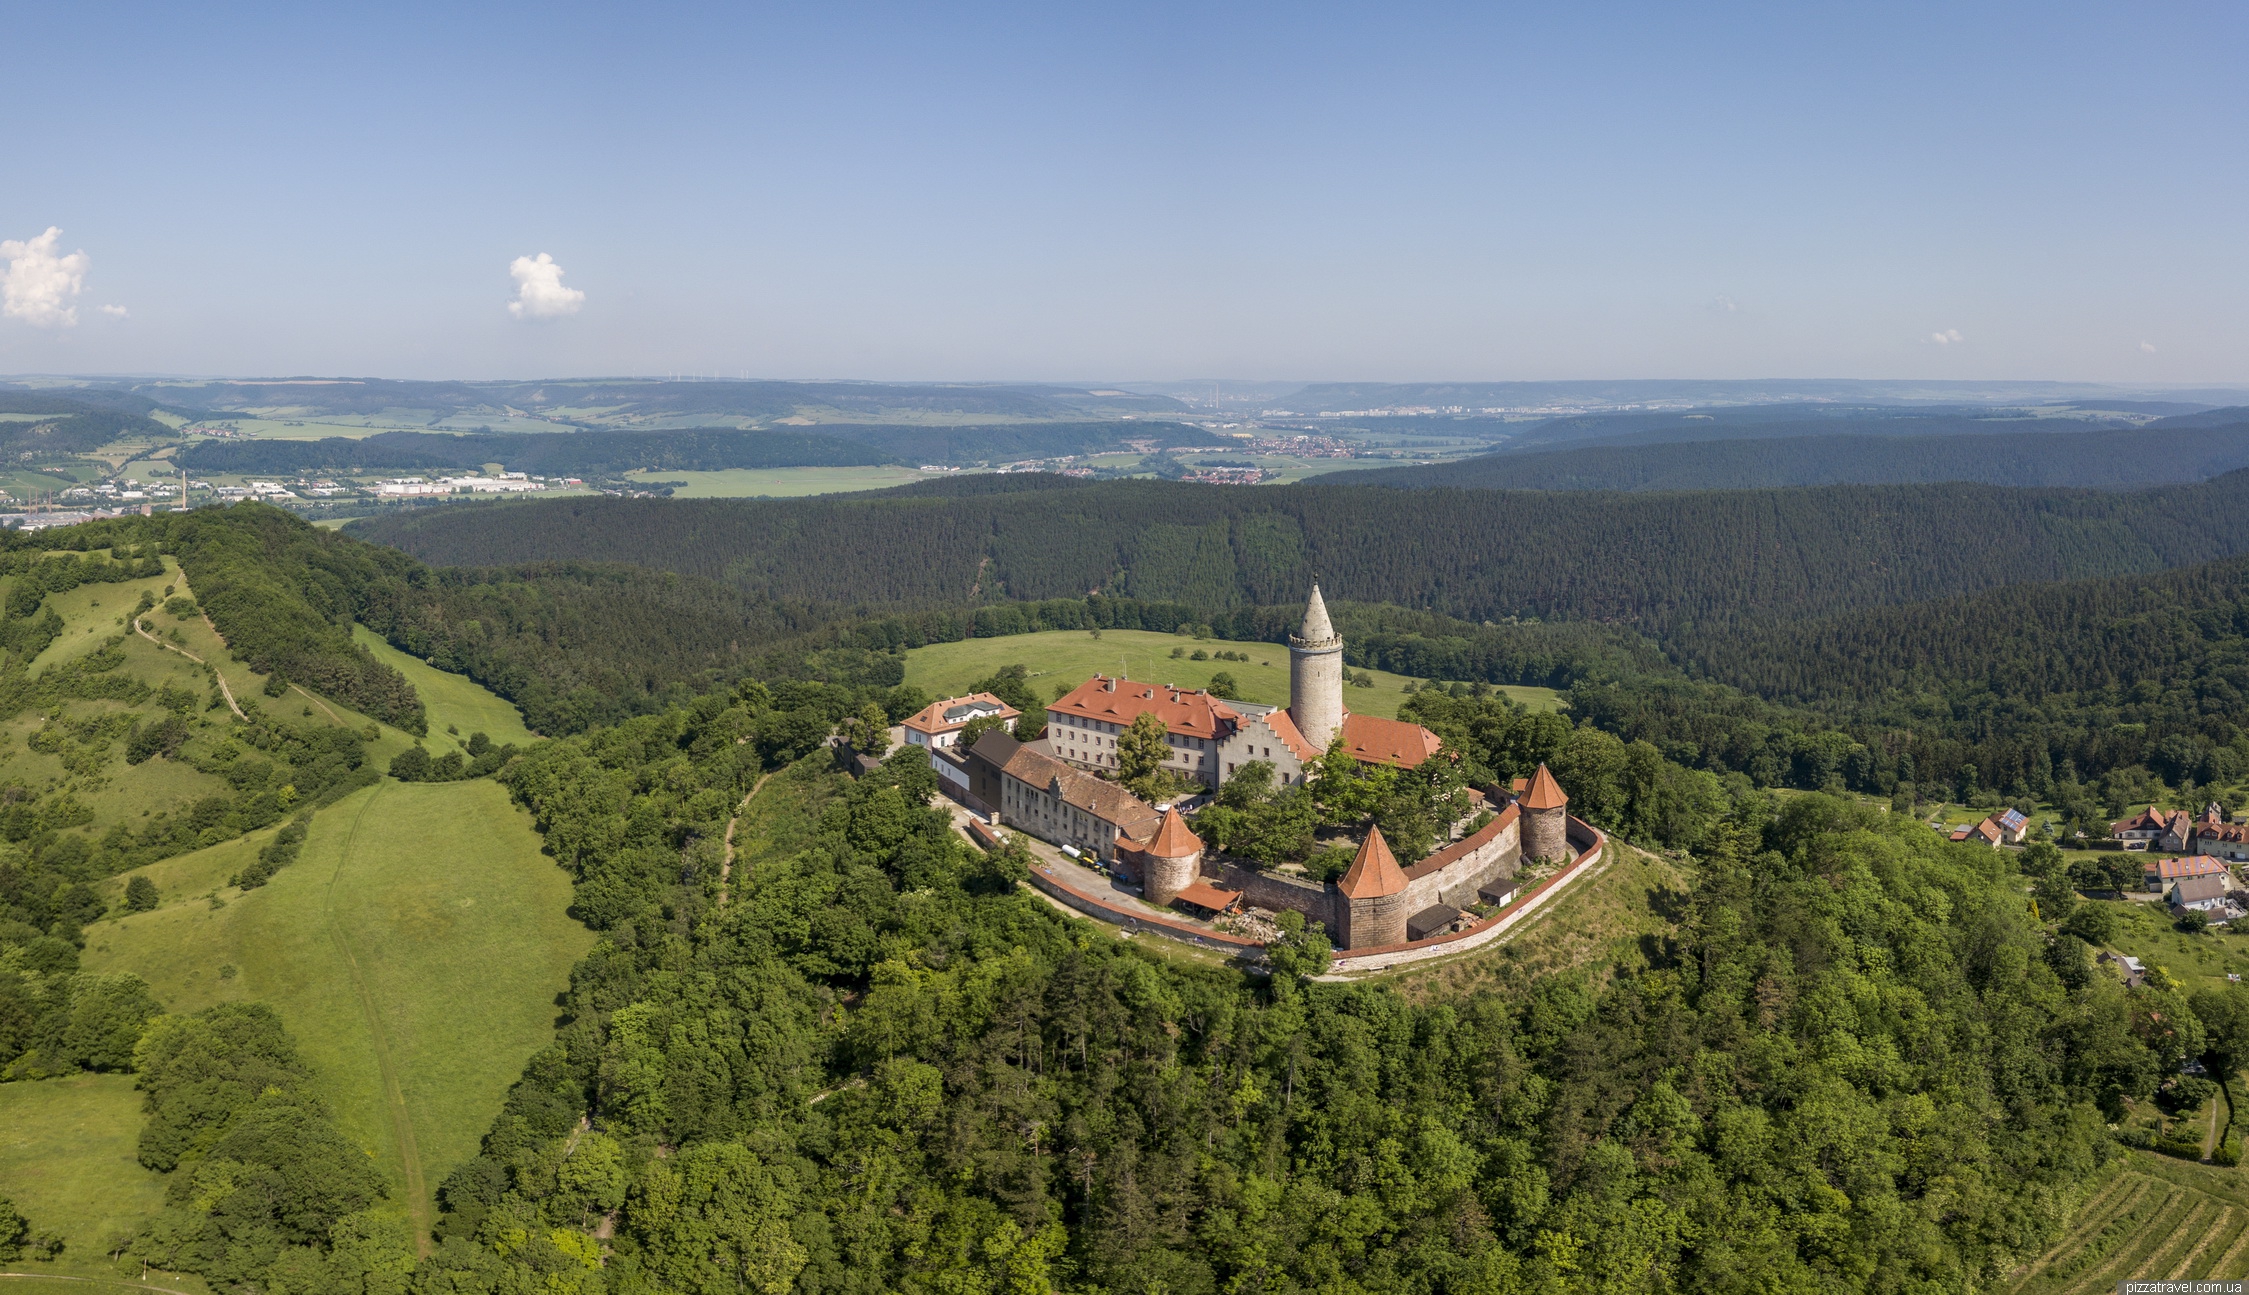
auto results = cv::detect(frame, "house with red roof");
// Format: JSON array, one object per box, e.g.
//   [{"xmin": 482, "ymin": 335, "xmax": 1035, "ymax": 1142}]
[{"xmin": 2145, "ymin": 854, "xmax": 2230, "ymax": 893}]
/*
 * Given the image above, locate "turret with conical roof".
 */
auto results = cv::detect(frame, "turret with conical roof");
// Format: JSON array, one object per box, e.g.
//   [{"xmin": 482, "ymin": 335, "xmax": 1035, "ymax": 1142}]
[
  {"xmin": 1521, "ymin": 762, "xmax": 1571, "ymax": 862},
  {"xmin": 1135, "ymin": 806, "xmax": 1204, "ymax": 906},
  {"xmin": 1335, "ymin": 823, "xmax": 1411, "ymax": 948},
  {"xmin": 1287, "ymin": 582, "xmax": 1346, "ymax": 752}
]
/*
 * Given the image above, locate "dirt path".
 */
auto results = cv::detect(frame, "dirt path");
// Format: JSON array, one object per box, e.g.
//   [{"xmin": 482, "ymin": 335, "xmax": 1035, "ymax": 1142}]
[
  {"xmin": 291, "ymin": 683, "xmax": 342, "ymax": 723},
  {"xmin": 322, "ymin": 783, "xmax": 433, "ymax": 1256},
  {"xmin": 2208, "ymin": 1098, "xmax": 2223, "ymax": 1161},
  {"xmin": 0, "ymin": 1275, "xmax": 204, "ymax": 1294},
  {"xmin": 718, "ymin": 771, "xmax": 775, "ymax": 907},
  {"xmin": 131, "ymin": 616, "xmax": 246, "ymax": 720}
]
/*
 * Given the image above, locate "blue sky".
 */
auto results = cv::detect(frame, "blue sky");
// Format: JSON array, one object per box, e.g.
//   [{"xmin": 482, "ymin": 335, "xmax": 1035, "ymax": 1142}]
[{"xmin": 1, "ymin": 1, "xmax": 2241, "ymax": 382}]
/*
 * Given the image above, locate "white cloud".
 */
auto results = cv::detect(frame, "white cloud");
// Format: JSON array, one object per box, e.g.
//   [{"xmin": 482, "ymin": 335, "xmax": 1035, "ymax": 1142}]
[
  {"xmin": 2140, "ymin": 341, "xmax": 2158, "ymax": 353},
  {"xmin": 1, "ymin": 227, "xmax": 90, "ymax": 328},
  {"xmin": 99, "ymin": 304, "xmax": 129, "ymax": 319},
  {"xmin": 508, "ymin": 253, "xmax": 585, "ymax": 320},
  {"xmin": 1929, "ymin": 328, "xmax": 1963, "ymax": 345},
  {"xmin": 1713, "ymin": 295, "xmax": 1740, "ymax": 313}
]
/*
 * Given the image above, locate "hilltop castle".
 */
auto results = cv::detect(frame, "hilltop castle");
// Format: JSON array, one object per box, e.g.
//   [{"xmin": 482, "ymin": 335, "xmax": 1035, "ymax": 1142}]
[{"xmin": 1045, "ymin": 584, "xmax": 1440, "ymax": 788}]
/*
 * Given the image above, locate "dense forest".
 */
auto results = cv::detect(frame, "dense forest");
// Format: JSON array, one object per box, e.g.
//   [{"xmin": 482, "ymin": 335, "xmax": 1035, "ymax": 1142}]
[
  {"xmin": 1326, "ymin": 422, "xmax": 2249, "ymax": 492},
  {"xmin": 351, "ymin": 472, "xmax": 2249, "ymax": 630},
  {"xmin": 91, "ymin": 669, "xmax": 2238, "ymax": 1292}
]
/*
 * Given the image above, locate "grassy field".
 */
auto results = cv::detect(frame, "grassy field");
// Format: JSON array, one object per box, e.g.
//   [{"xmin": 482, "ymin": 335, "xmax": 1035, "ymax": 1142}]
[
  {"xmin": 352, "ymin": 625, "xmax": 539, "ymax": 747},
  {"xmin": 2006, "ymin": 1150, "xmax": 2249, "ymax": 1291},
  {"xmin": 1382, "ymin": 845, "xmax": 1690, "ymax": 1001},
  {"xmin": 83, "ymin": 779, "xmax": 591, "ymax": 1241},
  {"xmin": 0, "ymin": 1074, "xmax": 171, "ymax": 1268},
  {"xmin": 902, "ymin": 628, "xmax": 1563, "ymax": 721},
  {"xmin": 621, "ymin": 465, "xmax": 934, "ymax": 497}
]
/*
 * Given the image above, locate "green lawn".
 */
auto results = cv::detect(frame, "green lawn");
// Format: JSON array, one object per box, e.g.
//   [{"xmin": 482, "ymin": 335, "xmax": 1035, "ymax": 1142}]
[
  {"xmin": 621, "ymin": 465, "xmax": 934, "ymax": 497},
  {"xmin": 84, "ymin": 779, "xmax": 591, "ymax": 1237},
  {"xmin": 0, "ymin": 1074, "xmax": 170, "ymax": 1267},
  {"xmin": 902, "ymin": 628, "xmax": 1563, "ymax": 721},
  {"xmin": 351, "ymin": 625, "xmax": 540, "ymax": 747}
]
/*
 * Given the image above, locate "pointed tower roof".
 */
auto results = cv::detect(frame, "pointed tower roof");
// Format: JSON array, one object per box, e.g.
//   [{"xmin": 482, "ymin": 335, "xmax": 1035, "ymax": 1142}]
[
  {"xmin": 1299, "ymin": 582, "xmax": 1336, "ymax": 642},
  {"xmin": 1522, "ymin": 763, "xmax": 1568, "ymax": 810},
  {"xmin": 1337, "ymin": 824, "xmax": 1408, "ymax": 898},
  {"xmin": 1142, "ymin": 806, "xmax": 1203, "ymax": 858}
]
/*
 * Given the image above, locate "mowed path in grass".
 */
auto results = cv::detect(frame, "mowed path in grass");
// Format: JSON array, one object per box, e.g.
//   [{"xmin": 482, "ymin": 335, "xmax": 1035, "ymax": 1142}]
[
  {"xmin": 84, "ymin": 779, "xmax": 589, "ymax": 1240},
  {"xmin": 903, "ymin": 628, "xmax": 1564, "ymax": 721}
]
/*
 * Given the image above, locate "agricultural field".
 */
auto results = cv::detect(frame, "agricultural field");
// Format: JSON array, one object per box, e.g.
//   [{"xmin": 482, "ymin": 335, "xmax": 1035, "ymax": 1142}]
[
  {"xmin": 82, "ymin": 778, "xmax": 592, "ymax": 1238},
  {"xmin": 2006, "ymin": 1151, "xmax": 2249, "ymax": 1291},
  {"xmin": 902, "ymin": 627, "xmax": 1564, "ymax": 721},
  {"xmin": 620, "ymin": 464, "xmax": 934, "ymax": 496}
]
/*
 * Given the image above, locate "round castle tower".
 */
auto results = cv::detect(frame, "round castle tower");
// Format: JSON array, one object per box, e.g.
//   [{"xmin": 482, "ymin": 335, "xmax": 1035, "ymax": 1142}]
[
  {"xmin": 1521, "ymin": 763, "xmax": 1571, "ymax": 862},
  {"xmin": 1139, "ymin": 806, "xmax": 1204, "ymax": 908},
  {"xmin": 1335, "ymin": 823, "xmax": 1409, "ymax": 949},
  {"xmin": 1288, "ymin": 583, "xmax": 1346, "ymax": 752}
]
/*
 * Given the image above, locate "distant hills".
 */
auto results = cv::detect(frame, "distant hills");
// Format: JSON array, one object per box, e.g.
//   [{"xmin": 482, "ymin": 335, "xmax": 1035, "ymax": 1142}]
[
  {"xmin": 349, "ymin": 470, "xmax": 2249, "ymax": 631},
  {"xmin": 1264, "ymin": 379, "xmax": 2249, "ymax": 414},
  {"xmin": 1321, "ymin": 420, "xmax": 2249, "ymax": 492},
  {"xmin": 177, "ymin": 420, "xmax": 1217, "ymax": 474}
]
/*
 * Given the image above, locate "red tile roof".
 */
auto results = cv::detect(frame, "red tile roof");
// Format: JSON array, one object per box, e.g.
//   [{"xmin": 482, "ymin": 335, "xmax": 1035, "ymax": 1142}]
[
  {"xmin": 901, "ymin": 691, "xmax": 1019, "ymax": 735},
  {"xmin": 1337, "ymin": 825, "xmax": 1409, "ymax": 899},
  {"xmin": 2146, "ymin": 855, "xmax": 2230, "ymax": 881},
  {"xmin": 1049, "ymin": 675, "xmax": 1240, "ymax": 741},
  {"xmin": 999, "ymin": 744, "xmax": 1162, "ymax": 837},
  {"xmin": 1260, "ymin": 707, "xmax": 1318, "ymax": 762},
  {"xmin": 1138, "ymin": 807, "xmax": 1203, "ymax": 858},
  {"xmin": 1336, "ymin": 712, "xmax": 1442, "ymax": 767},
  {"xmin": 1172, "ymin": 881, "xmax": 1241, "ymax": 911},
  {"xmin": 1521, "ymin": 763, "xmax": 1568, "ymax": 810}
]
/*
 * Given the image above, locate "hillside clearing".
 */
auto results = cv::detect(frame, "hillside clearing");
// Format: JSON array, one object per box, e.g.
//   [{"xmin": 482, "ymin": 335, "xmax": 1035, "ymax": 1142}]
[
  {"xmin": 903, "ymin": 627, "xmax": 1563, "ymax": 721},
  {"xmin": 0, "ymin": 1074, "xmax": 170, "ymax": 1270},
  {"xmin": 83, "ymin": 779, "xmax": 590, "ymax": 1234},
  {"xmin": 350, "ymin": 625, "xmax": 539, "ymax": 748},
  {"xmin": 2006, "ymin": 1151, "xmax": 2249, "ymax": 1291}
]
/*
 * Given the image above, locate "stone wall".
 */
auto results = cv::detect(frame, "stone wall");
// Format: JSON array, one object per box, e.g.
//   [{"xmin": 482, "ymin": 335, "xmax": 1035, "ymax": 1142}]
[
  {"xmin": 1210, "ymin": 859, "xmax": 1338, "ymax": 930},
  {"xmin": 1205, "ymin": 804, "xmax": 1526, "ymax": 949}
]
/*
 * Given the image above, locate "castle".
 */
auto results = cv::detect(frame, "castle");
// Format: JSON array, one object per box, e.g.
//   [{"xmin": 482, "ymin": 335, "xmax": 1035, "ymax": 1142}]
[
  {"xmin": 1045, "ymin": 584, "xmax": 1440, "ymax": 789},
  {"xmin": 1053, "ymin": 585, "xmax": 1584, "ymax": 951}
]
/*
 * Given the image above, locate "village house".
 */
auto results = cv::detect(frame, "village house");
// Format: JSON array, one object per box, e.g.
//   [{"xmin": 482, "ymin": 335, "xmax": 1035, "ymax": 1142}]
[
  {"xmin": 2144, "ymin": 854, "xmax": 2230, "ymax": 893},
  {"xmin": 902, "ymin": 692, "xmax": 1020, "ymax": 753},
  {"xmin": 2169, "ymin": 872, "xmax": 2241, "ymax": 919},
  {"xmin": 2112, "ymin": 805, "xmax": 2181, "ymax": 851}
]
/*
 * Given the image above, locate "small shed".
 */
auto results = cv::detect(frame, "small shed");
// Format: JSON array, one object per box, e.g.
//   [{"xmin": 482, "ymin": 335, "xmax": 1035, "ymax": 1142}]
[
  {"xmin": 1170, "ymin": 880, "xmax": 1241, "ymax": 918},
  {"xmin": 1408, "ymin": 904, "xmax": 1467, "ymax": 941}
]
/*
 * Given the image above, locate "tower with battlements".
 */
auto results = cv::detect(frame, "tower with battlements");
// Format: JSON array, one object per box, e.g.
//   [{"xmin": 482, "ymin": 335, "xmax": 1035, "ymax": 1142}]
[{"xmin": 1288, "ymin": 583, "xmax": 1346, "ymax": 752}]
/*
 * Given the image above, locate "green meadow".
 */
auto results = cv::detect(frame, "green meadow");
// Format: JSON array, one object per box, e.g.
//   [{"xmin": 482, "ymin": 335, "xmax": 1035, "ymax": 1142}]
[
  {"xmin": 902, "ymin": 627, "xmax": 1563, "ymax": 721},
  {"xmin": 0, "ymin": 1074, "xmax": 173, "ymax": 1274},
  {"xmin": 83, "ymin": 778, "xmax": 591, "ymax": 1239},
  {"xmin": 351, "ymin": 625, "xmax": 539, "ymax": 748}
]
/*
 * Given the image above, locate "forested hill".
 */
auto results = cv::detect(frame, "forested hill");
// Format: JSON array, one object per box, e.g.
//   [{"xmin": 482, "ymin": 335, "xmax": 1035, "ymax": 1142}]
[
  {"xmin": 1686, "ymin": 548, "xmax": 2249, "ymax": 709},
  {"xmin": 176, "ymin": 420, "xmax": 1211, "ymax": 474},
  {"xmin": 1322, "ymin": 421, "xmax": 2249, "ymax": 492},
  {"xmin": 349, "ymin": 471, "xmax": 2249, "ymax": 630}
]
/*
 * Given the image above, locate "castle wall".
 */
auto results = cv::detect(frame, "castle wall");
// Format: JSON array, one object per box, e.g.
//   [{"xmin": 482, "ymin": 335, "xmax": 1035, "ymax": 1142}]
[
  {"xmin": 1206, "ymin": 806, "xmax": 1526, "ymax": 949},
  {"xmin": 1210, "ymin": 859, "xmax": 1337, "ymax": 931}
]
